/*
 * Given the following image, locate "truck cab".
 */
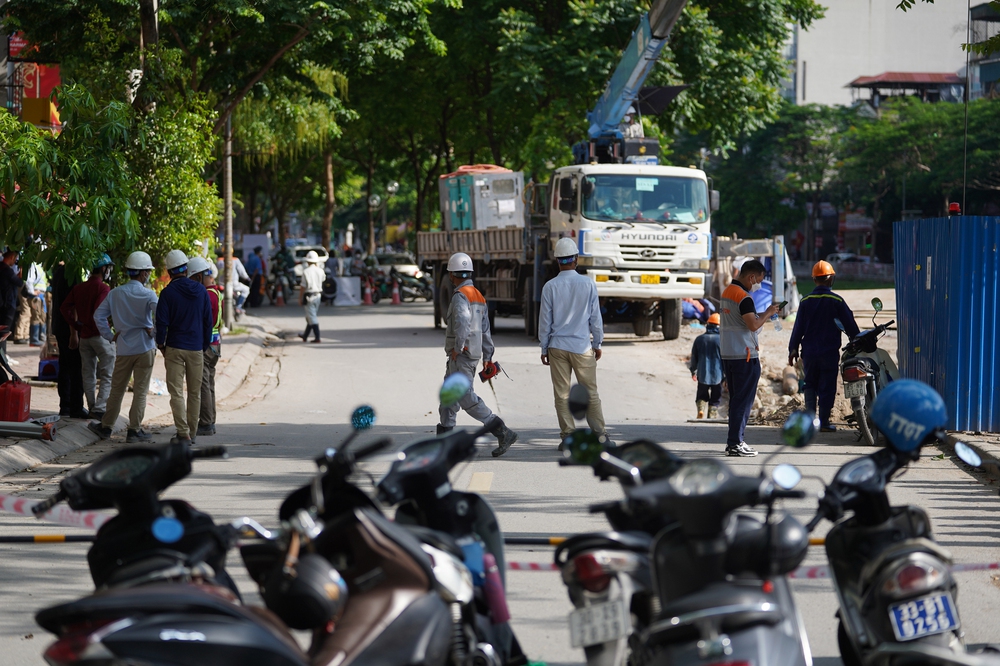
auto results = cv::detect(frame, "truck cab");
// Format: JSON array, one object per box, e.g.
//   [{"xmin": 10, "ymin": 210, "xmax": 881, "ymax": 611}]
[{"xmin": 547, "ymin": 163, "xmax": 715, "ymax": 337}]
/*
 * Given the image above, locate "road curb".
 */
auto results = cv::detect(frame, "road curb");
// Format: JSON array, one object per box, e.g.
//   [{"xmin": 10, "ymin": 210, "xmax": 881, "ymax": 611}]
[{"xmin": 0, "ymin": 317, "xmax": 275, "ymax": 478}]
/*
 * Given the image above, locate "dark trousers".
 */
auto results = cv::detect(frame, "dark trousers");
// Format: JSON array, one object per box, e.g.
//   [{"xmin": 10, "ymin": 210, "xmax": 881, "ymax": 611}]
[
  {"xmin": 200, "ymin": 344, "xmax": 220, "ymax": 428},
  {"xmin": 803, "ymin": 353, "xmax": 840, "ymax": 427},
  {"xmin": 248, "ymin": 274, "xmax": 263, "ymax": 307},
  {"xmin": 696, "ymin": 382, "xmax": 722, "ymax": 407},
  {"xmin": 723, "ymin": 358, "xmax": 761, "ymax": 448},
  {"xmin": 56, "ymin": 331, "xmax": 85, "ymax": 415}
]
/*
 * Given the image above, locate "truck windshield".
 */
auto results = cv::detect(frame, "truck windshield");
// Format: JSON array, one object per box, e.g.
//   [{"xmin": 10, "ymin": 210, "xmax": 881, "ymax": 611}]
[{"xmin": 582, "ymin": 175, "xmax": 708, "ymax": 224}]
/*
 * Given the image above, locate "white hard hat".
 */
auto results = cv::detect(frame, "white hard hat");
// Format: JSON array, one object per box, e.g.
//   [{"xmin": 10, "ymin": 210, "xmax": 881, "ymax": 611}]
[
  {"xmin": 447, "ymin": 252, "xmax": 474, "ymax": 273},
  {"xmin": 187, "ymin": 256, "xmax": 213, "ymax": 275},
  {"xmin": 554, "ymin": 237, "xmax": 579, "ymax": 258},
  {"xmin": 164, "ymin": 249, "xmax": 189, "ymax": 271},
  {"xmin": 305, "ymin": 250, "xmax": 321, "ymax": 263},
  {"xmin": 124, "ymin": 251, "xmax": 154, "ymax": 271},
  {"xmin": 626, "ymin": 105, "xmax": 636, "ymax": 115}
]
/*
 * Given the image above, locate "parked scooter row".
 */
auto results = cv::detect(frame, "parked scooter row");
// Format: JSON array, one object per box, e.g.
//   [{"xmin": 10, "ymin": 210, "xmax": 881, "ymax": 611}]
[
  {"xmin": 557, "ymin": 380, "xmax": 1000, "ymax": 666},
  {"xmin": 32, "ymin": 376, "xmax": 524, "ymax": 666}
]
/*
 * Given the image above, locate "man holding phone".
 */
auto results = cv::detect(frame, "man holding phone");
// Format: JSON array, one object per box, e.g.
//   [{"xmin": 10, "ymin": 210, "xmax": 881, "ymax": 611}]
[
  {"xmin": 788, "ymin": 261, "xmax": 860, "ymax": 432},
  {"xmin": 720, "ymin": 260, "xmax": 782, "ymax": 456}
]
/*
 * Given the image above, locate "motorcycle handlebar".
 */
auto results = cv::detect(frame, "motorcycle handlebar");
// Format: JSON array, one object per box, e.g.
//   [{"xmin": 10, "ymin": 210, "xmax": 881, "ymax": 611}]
[
  {"xmin": 32, "ymin": 489, "xmax": 67, "ymax": 517},
  {"xmin": 772, "ymin": 489, "xmax": 806, "ymax": 499},
  {"xmin": 588, "ymin": 501, "xmax": 620, "ymax": 514},
  {"xmin": 190, "ymin": 446, "xmax": 228, "ymax": 460},
  {"xmin": 806, "ymin": 512, "xmax": 824, "ymax": 532},
  {"xmin": 352, "ymin": 437, "xmax": 391, "ymax": 461}
]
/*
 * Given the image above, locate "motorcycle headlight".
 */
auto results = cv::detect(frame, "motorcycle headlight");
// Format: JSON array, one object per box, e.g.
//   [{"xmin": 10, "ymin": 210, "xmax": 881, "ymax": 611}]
[
  {"xmin": 415, "ymin": 270, "xmax": 424, "ymax": 279},
  {"xmin": 668, "ymin": 459, "xmax": 729, "ymax": 496}
]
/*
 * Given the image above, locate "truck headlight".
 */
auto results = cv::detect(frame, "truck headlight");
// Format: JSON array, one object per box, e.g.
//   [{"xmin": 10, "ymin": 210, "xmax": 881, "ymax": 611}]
[
  {"xmin": 577, "ymin": 256, "xmax": 614, "ymax": 268},
  {"xmin": 681, "ymin": 259, "xmax": 702, "ymax": 268}
]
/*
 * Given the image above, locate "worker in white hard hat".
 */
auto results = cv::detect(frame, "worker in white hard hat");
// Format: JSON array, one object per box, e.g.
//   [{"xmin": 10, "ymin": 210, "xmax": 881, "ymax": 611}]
[
  {"xmin": 539, "ymin": 237, "xmax": 611, "ymax": 445},
  {"xmin": 187, "ymin": 256, "xmax": 223, "ymax": 436},
  {"xmin": 438, "ymin": 252, "xmax": 519, "ymax": 457},
  {"xmin": 298, "ymin": 250, "xmax": 326, "ymax": 343},
  {"xmin": 155, "ymin": 250, "xmax": 213, "ymax": 444},
  {"xmin": 620, "ymin": 105, "xmax": 644, "ymax": 139},
  {"xmin": 89, "ymin": 251, "xmax": 159, "ymax": 443}
]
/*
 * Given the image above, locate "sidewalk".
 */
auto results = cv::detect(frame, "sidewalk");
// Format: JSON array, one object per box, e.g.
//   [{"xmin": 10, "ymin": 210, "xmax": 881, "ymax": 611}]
[{"xmin": 0, "ymin": 316, "xmax": 277, "ymax": 477}]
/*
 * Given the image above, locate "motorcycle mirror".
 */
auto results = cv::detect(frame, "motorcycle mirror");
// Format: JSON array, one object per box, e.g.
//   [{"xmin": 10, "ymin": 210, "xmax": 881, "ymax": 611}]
[
  {"xmin": 771, "ymin": 463, "xmax": 803, "ymax": 490},
  {"xmin": 351, "ymin": 405, "xmax": 376, "ymax": 431},
  {"xmin": 568, "ymin": 384, "xmax": 590, "ymax": 421},
  {"xmin": 564, "ymin": 429, "xmax": 604, "ymax": 466},
  {"xmin": 954, "ymin": 441, "xmax": 982, "ymax": 468},
  {"xmin": 781, "ymin": 410, "xmax": 818, "ymax": 448},
  {"xmin": 440, "ymin": 373, "xmax": 472, "ymax": 408},
  {"xmin": 871, "ymin": 297, "xmax": 883, "ymax": 313},
  {"xmin": 834, "ymin": 318, "xmax": 846, "ymax": 333}
]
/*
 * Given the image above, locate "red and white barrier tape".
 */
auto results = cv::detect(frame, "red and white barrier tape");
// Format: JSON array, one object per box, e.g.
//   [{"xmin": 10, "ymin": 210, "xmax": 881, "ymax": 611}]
[
  {"xmin": 0, "ymin": 494, "xmax": 111, "ymax": 530},
  {"xmin": 506, "ymin": 561, "xmax": 1000, "ymax": 578}
]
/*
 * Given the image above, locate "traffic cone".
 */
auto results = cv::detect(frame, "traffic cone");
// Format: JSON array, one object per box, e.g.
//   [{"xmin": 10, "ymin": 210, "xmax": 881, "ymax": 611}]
[
  {"xmin": 391, "ymin": 278, "xmax": 401, "ymax": 305},
  {"xmin": 362, "ymin": 278, "xmax": 373, "ymax": 305},
  {"xmin": 275, "ymin": 284, "xmax": 285, "ymax": 307}
]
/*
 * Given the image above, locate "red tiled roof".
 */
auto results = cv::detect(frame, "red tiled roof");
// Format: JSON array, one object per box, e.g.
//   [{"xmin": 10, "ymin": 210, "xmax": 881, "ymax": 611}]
[{"xmin": 849, "ymin": 72, "xmax": 964, "ymax": 87}]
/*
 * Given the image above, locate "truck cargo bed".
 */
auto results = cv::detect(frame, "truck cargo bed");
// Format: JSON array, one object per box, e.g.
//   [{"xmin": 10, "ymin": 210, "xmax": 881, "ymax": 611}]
[{"xmin": 417, "ymin": 228, "xmax": 525, "ymax": 262}]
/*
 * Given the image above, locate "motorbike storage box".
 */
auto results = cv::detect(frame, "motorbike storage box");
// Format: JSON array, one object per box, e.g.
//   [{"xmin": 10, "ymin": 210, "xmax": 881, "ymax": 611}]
[{"xmin": 0, "ymin": 380, "xmax": 31, "ymax": 422}]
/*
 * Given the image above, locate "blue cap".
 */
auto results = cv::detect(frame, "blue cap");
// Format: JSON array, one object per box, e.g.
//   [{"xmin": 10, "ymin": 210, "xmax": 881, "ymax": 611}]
[{"xmin": 870, "ymin": 379, "xmax": 947, "ymax": 452}]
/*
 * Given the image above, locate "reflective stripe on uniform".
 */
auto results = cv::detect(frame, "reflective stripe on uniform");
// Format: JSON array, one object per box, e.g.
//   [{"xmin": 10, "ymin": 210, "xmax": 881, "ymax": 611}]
[{"xmin": 719, "ymin": 283, "xmax": 759, "ymax": 360}]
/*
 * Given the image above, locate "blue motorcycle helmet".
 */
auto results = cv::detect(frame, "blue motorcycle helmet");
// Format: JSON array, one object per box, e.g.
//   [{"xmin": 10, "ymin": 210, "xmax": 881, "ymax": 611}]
[
  {"xmin": 870, "ymin": 379, "xmax": 947, "ymax": 452},
  {"xmin": 93, "ymin": 253, "xmax": 114, "ymax": 271}
]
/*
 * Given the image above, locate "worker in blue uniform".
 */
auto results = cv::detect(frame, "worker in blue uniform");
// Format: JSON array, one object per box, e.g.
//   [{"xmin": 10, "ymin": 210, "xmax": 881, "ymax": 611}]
[{"xmin": 787, "ymin": 261, "xmax": 860, "ymax": 432}]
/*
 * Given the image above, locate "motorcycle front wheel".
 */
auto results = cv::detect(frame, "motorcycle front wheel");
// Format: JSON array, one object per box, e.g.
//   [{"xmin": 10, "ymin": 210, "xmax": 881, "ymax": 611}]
[{"xmin": 837, "ymin": 620, "xmax": 862, "ymax": 666}]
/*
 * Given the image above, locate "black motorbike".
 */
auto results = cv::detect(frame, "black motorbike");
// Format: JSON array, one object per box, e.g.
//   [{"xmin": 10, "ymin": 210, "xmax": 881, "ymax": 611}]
[
  {"xmin": 592, "ymin": 411, "xmax": 816, "ymax": 665},
  {"xmin": 805, "ymin": 431, "xmax": 988, "ymax": 665},
  {"xmin": 838, "ymin": 297, "xmax": 898, "ymax": 446},
  {"xmin": 376, "ymin": 375, "xmax": 527, "ymax": 666}
]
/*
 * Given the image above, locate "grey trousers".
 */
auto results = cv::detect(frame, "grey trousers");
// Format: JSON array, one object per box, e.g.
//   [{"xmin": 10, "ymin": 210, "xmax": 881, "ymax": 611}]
[
  {"xmin": 438, "ymin": 355, "xmax": 494, "ymax": 428},
  {"xmin": 79, "ymin": 335, "xmax": 116, "ymax": 412},
  {"xmin": 200, "ymin": 344, "xmax": 220, "ymax": 428}
]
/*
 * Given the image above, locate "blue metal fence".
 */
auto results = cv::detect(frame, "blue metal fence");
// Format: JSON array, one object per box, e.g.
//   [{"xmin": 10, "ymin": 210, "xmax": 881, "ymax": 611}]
[{"xmin": 894, "ymin": 216, "xmax": 1000, "ymax": 432}]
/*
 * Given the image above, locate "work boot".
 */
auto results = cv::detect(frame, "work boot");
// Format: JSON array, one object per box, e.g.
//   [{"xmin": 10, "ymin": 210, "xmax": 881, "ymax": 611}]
[
  {"xmin": 696, "ymin": 400, "xmax": 706, "ymax": 419},
  {"xmin": 436, "ymin": 424, "xmax": 453, "ymax": 435},
  {"xmin": 87, "ymin": 421, "xmax": 112, "ymax": 440},
  {"xmin": 707, "ymin": 406, "xmax": 719, "ymax": 419},
  {"xmin": 489, "ymin": 417, "xmax": 518, "ymax": 458},
  {"xmin": 197, "ymin": 424, "xmax": 216, "ymax": 437},
  {"xmin": 126, "ymin": 429, "xmax": 152, "ymax": 443}
]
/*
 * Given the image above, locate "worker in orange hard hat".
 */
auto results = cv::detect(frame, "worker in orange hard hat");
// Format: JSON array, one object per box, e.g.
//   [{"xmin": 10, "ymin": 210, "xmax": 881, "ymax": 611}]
[
  {"xmin": 788, "ymin": 260, "xmax": 860, "ymax": 432},
  {"xmin": 690, "ymin": 311, "xmax": 724, "ymax": 419}
]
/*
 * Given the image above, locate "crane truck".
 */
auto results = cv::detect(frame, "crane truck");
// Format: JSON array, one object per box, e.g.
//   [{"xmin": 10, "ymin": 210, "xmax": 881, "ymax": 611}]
[{"xmin": 416, "ymin": 0, "xmax": 715, "ymax": 341}]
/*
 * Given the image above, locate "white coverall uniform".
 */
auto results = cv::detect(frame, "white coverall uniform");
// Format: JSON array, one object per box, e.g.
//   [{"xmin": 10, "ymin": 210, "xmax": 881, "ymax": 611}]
[{"xmin": 439, "ymin": 279, "xmax": 495, "ymax": 428}]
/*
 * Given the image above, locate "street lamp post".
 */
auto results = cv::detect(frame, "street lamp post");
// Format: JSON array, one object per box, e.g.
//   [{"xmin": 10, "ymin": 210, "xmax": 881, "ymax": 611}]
[{"xmin": 367, "ymin": 182, "xmax": 400, "ymax": 253}]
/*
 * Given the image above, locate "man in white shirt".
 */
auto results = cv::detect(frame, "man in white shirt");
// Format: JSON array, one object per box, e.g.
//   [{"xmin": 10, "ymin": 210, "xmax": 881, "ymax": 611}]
[
  {"xmin": 538, "ymin": 237, "xmax": 609, "ymax": 444},
  {"xmin": 89, "ymin": 251, "xmax": 158, "ymax": 443},
  {"xmin": 299, "ymin": 251, "xmax": 325, "ymax": 343}
]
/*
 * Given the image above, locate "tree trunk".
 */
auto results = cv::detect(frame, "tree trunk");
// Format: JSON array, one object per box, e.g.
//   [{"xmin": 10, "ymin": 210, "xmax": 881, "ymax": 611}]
[
  {"xmin": 139, "ymin": 0, "xmax": 159, "ymax": 50},
  {"xmin": 366, "ymin": 163, "xmax": 375, "ymax": 256},
  {"xmin": 322, "ymin": 151, "xmax": 335, "ymax": 250}
]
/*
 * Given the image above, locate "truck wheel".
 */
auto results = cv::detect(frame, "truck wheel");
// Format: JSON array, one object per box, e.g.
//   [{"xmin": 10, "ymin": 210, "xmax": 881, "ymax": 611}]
[
  {"xmin": 660, "ymin": 299, "xmax": 681, "ymax": 341},
  {"xmin": 632, "ymin": 318, "xmax": 653, "ymax": 337},
  {"xmin": 523, "ymin": 278, "xmax": 536, "ymax": 338}
]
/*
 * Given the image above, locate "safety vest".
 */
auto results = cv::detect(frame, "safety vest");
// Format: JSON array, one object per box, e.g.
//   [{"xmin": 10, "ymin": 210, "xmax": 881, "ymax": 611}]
[
  {"xmin": 719, "ymin": 282, "xmax": 759, "ymax": 361},
  {"xmin": 207, "ymin": 284, "xmax": 223, "ymax": 344}
]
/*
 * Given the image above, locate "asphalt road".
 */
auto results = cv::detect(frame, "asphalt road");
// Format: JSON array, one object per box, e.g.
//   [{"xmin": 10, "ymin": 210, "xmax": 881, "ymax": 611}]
[{"xmin": 0, "ymin": 301, "xmax": 998, "ymax": 665}]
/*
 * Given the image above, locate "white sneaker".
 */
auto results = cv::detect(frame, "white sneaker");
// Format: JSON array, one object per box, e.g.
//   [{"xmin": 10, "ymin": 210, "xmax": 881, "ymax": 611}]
[{"xmin": 727, "ymin": 442, "xmax": 758, "ymax": 457}]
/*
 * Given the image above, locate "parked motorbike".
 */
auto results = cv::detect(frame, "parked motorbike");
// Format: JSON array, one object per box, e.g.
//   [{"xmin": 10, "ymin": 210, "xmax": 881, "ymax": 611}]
[
  {"xmin": 555, "ymin": 384, "xmax": 683, "ymax": 666},
  {"xmin": 397, "ymin": 270, "xmax": 434, "ymax": 302},
  {"xmin": 376, "ymin": 373, "xmax": 527, "ymax": 666},
  {"xmin": 839, "ymin": 297, "xmax": 899, "ymax": 446},
  {"xmin": 588, "ymin": 411, "xmax": 816, "ymax": 666},
  {"xmin": 805, "ymin": 378, "xmax": 988, "ymax": 666}
]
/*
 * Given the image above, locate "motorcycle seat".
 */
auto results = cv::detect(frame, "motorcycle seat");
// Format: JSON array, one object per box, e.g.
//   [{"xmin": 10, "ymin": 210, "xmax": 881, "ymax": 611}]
[
  {"xmin": 402, "ymin": 524, "xmax": 465, "ymax": 561},
  {"xmin": 647, "ymin": 582, "xmax": 783, "ymax": 646},
  {"xmin": 555, "ymin": 531, "xmax": 653, "ymax": 565}
]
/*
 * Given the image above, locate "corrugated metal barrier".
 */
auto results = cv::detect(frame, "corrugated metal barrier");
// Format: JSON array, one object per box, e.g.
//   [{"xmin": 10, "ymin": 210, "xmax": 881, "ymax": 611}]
[{"xmin": 894, "ymin": 216, "xmax": 1000, "ymax": 432}]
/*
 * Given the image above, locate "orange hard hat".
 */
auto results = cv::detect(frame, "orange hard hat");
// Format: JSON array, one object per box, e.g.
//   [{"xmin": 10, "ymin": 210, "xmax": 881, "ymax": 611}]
[
  {"xmin": 812, "ymin": 260, "xmax": 835, "ymax": 277},
  {"xmin": 707, "ymin": 313, "xmax": 720, "ymax": 325}
]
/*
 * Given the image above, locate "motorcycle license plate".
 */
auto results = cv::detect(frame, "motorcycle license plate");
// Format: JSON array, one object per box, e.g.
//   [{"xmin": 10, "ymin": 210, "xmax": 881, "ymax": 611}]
[
  {"xmin": 569, "ymin": 599, "xmax": 630, "ymax": 648},
  {"xmin": 844, "ymin": 380, "xmax": 867, "ymax": 399},
  {"xmin": 640, "ymin": 274, "xmax": 660, "ymax": 284},
  {"xmin": 888, "ymin": 593, "xmax": 958, "ymax": 641}
]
